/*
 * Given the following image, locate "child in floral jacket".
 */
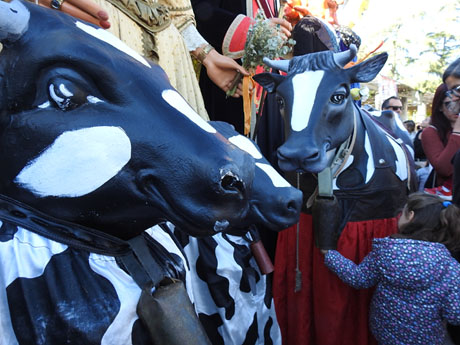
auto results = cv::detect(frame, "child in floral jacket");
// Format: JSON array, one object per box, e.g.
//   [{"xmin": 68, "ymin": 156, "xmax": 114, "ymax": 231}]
[{"xmin": 323, "ymin": 192, "xmax": 460, "ymax": 344}]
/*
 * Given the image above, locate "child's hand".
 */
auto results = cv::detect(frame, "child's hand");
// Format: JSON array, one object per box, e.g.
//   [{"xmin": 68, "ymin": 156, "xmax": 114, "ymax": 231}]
[{"xmin": 320, "ymin": 249, "xmax": 329, "ymax": 255}]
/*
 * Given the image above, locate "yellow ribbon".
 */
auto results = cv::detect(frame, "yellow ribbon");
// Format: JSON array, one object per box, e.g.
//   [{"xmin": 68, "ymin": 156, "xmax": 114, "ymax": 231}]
[{"xmin": 243, "ymin": 75, "xmax": 255, "ymax": 137}]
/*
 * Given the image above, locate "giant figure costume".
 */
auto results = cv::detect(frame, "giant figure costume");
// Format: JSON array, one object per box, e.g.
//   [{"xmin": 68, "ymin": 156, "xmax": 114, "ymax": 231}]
[
  {"xmin": 254, "ymin": 47, "xmax": 416, "ymax": 345},
  {"xmin": 177, "ymin": 121, "xmax": 302, "ymax": 344},
  {"xmin": 0, "ymin": 2, "xmax": 262, "ymax": 343}
]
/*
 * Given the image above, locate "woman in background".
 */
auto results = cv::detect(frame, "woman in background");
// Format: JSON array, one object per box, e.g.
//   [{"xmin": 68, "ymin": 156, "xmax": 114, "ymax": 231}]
[{"xmin": 422, "ymin": 83, "xmax": 460, "ymax": 196}]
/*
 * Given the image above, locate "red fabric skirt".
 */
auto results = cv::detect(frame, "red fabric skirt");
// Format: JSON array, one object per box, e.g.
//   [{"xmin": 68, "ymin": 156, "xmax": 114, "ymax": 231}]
[{"xmin": 273, "ymin": 213, "xmax": 398, "ymax": 345}]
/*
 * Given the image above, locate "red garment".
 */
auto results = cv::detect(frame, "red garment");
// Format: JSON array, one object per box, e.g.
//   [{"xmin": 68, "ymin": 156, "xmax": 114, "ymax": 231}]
[
  {"xmin": 421, "ymin": 126, "xmax": 460, "ymax": 186},
  {"xmin": 273, "ymin": 213, "xmax": 398, "ymax": 345}
]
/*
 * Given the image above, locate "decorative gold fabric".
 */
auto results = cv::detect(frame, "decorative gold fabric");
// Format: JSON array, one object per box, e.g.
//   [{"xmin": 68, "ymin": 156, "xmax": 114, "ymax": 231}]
[
  {"xmin": 106, "ymin": 0, "xmax": 171, "ymax": 33},
  {"xmin": 94, "ymin": 0, "xmax": 209, "ymax": 120},
  {"xmin": 160, "ymin": 0, "xmax": 195, "ymax": 33}
]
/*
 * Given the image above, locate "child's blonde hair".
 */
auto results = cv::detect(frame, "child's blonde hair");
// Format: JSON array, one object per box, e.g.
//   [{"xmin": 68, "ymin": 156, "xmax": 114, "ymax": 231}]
[{"xmin": 394, "ymin": 192, "xmax": 460, "ymax": 252}]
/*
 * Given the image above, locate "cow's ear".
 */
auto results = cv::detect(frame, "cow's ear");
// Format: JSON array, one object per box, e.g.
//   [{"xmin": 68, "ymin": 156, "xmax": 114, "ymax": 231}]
[
  {"xmin": 252, "ymin": 73, "xmax": 286, "ymax": 93},
  {"xmin": 348, "ymin": 52, "xmax": 388, "ymax": 83}
]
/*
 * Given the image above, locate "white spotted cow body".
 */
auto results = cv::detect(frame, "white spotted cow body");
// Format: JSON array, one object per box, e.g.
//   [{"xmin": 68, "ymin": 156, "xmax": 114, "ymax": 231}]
[
  {"xmin": 174, "ymin": 122, "xmax": 302, "ymax": 345},
  {"xmin": 0, "ymin": 1, "xmax": 261, "ymax": 344},
  {"xmin": 0, "ymin": 219, "xmax": 188, "ymax": 345}
]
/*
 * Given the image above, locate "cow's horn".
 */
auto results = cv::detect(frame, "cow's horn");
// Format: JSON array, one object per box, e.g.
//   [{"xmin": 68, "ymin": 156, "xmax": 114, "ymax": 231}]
[
  {"xmin": 263, "ymin": 57, "xmax": 290, "ymax": 73},
  {"xmin": 0, "ymin": 0, "xmax": 30, "ymax": 43},
  {"xmin": 333, "ymin": 44, "xmax": 358, "ymax": 68}
]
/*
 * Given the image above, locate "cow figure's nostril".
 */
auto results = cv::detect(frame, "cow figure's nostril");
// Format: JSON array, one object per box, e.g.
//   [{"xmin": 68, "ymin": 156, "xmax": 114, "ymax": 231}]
[
  {"xmin": 220, "ymin": 172, "xmax": 245, "ymax": 195},
  {"xmin": 287, "ymin": 200, "xmax": 298, "ymax": 211},
  {"xmin": 285, "ymin": 189, "xmax": 302, "ymax": 215},
  {"xmin": 305, "ymin": 151, "xmax": 319, "ymax": 160}
]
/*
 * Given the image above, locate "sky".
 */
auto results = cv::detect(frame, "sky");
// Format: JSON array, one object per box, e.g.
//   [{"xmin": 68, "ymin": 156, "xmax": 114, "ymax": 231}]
[{"xmin": 337, "ymin": 0, "xmax": 460, "ymax": 87}]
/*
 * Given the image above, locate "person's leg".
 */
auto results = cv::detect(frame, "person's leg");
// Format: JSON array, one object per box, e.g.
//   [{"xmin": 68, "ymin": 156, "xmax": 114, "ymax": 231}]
[{"xmin": 417, "ymin": 163, "xmax": 431, "ymax": 192}]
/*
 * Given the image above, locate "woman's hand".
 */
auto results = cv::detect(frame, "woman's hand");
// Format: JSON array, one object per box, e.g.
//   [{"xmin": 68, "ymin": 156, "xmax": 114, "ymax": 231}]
[
  {"xmin": 267, "ymin": 17, "xmax": 292, "ymax": 40},
  {"xmin": 38, "ymin": 0, "xmax": 110, "ymax": 29},
  {"xmin": 202, "ymin": 49, "xmax": 249, "ymax": 97}
]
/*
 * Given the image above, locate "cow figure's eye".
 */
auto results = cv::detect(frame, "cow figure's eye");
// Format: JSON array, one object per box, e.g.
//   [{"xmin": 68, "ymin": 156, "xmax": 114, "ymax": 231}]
[
  {"xmin": 330, "ymin": 93, "xmax": 346, "ymax": 104},
  {"xmin": 47, "ymin": 77, "xmax": 91, "ymax": 111}
]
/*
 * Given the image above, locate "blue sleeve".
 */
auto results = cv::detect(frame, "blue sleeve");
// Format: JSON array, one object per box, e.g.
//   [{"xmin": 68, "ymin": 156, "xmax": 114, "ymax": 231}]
[
  {"xmin": 324, "ymin": 250, "xmax": 380, "ymax": 289},
  {"xmin": 441, "ymin": 264, "xmax": 460, "ymax": 324}
]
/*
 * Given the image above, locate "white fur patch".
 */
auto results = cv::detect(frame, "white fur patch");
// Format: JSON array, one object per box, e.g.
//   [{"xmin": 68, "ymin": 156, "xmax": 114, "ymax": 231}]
[
  {"xmin": 256, "ymin": 163, "xmax": 291, "ymax": 188},
  {"xmin": 291, "ymin": 71, "xmax": 324, "ymax": 132},
  {"xmin": 386, "ymin": 135, "xmax": 408, "ymax": 181},
  {"xmin": 76, "ymin": 21, "xmax": 150, "ymax": 68},
  {"xmin": 190, "ymin": 233, "xmax": 281, "ymax": 344},
  {"xmin": 15, "ymin": 126, "xmax": 131, "ymax": 197},
  {"xmin": 161, "ymin": 90, "xmax": 216, "ymax": 133},
  {"xmin": 180, "ymin": 236, "xmax": 216, "ymax": 315},
  {"xmin": 228, "ymin": 135, "xmax": 262, "ymax": 159},
  {"xmin": 89, "ymin": 254, "xmax": 141, "ymax": 345},
  {"xmin": 0, "ymin": 226, "xmax": 68, "ymax": 344},
  {"xmin": 364, "ymin": 132, "xmax": 375, "ymax": 183},
  {"xmin": 0, "ymin": 227, "xmax": 68, "ymax": 286},
  {"xmin": 145, "ymin": 224, "xmax": 195, "ymax": 303}
]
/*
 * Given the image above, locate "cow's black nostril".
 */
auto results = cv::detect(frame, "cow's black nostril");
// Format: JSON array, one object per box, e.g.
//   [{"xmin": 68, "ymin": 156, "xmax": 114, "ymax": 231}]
[
  {"xmin": 287, "ymin": 200, "xmax": 297, "ymax": 211},
  {"xmin": 277, "ymin": 150, "xmax": 288, "ymax": 161},
  {"xmin": 221, "ymin": 173, "xmax": 245, "ymax": 195},
  {"xmin": 306, "ymin": 151, "xmax": 320, "ymax": 160}
]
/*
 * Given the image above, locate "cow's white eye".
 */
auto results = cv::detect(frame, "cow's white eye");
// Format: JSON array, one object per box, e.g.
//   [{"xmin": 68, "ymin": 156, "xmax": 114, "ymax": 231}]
[
  {"xmin": 48, "ymin": 77, "xmax": 89, "ymax": 111},
  {"xmin": 330, "ymin": 93, "xmax": 346, "ymax": 104}
]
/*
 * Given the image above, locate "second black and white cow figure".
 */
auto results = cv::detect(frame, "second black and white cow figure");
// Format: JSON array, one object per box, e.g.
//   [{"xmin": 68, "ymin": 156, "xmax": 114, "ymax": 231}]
[
  {"xmin": 254, "ymin": 46, "xmax": 416, "ymax": 345},
  {"xmin": 173, "ymin": 121, "xmax": 302, "ymax": 345}
]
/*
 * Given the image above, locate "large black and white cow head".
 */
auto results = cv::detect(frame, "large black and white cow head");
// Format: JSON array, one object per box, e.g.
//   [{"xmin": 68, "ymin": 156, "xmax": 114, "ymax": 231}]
[
  {"xmin": 0, "ymin": 0, "xmax": 256, "ymax": 238},
  {"xmin": 253, "ymin": 46, "xmax": 388, "ymax": 173}
]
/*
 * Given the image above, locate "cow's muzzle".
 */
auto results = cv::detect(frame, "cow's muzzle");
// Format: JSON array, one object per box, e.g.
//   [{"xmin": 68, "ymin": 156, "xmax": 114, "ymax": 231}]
[{"xmin": 277, "ymin": 139, "xmax": 329, "ymax": 173}]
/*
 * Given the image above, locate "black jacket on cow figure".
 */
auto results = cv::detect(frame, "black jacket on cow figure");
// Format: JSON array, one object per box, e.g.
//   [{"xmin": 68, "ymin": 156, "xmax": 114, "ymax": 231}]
[{"xmin": 254, "ymin": 46, "xmax": 415, "ymax": 345}]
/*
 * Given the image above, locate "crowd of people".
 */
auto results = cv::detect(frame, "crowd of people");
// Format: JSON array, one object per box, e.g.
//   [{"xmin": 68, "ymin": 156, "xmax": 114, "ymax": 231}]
[{"xmin": 18, "ymin": 0, "xmax": 460, "ymax": 344}]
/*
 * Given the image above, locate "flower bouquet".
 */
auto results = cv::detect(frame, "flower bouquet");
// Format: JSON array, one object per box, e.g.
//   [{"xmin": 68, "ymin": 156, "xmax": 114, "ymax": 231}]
[{"xmin": 226, "ymin": 11, "xmax": 295, "ymax": 135}]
